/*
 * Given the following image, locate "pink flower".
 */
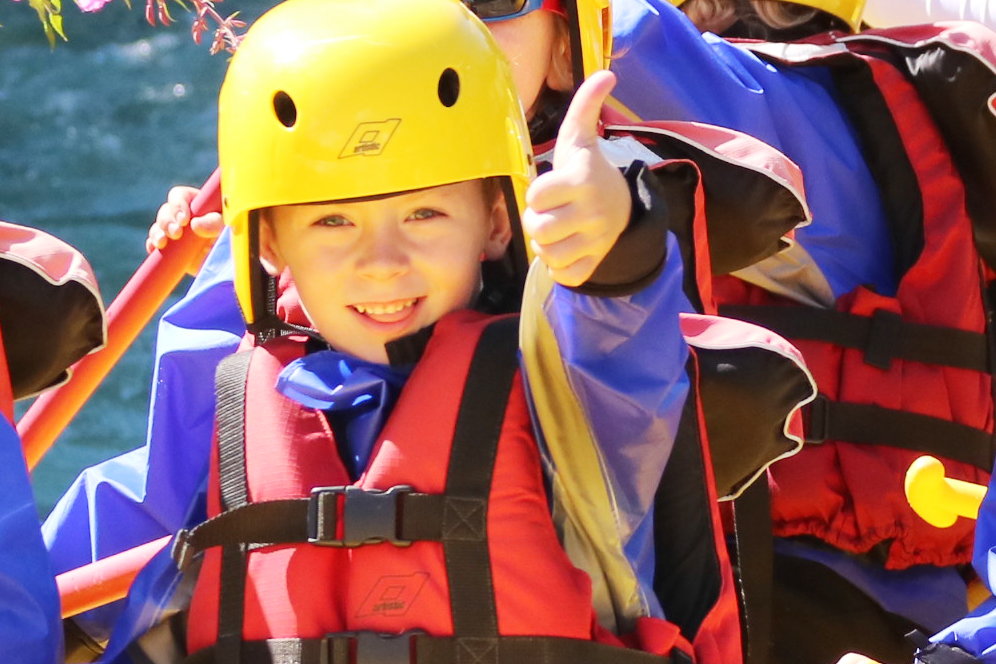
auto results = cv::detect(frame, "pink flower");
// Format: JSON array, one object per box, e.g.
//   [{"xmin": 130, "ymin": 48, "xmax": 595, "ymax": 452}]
[{"xmin": 75, "ymin": 0, "xmax": 115, "ymax": 13}]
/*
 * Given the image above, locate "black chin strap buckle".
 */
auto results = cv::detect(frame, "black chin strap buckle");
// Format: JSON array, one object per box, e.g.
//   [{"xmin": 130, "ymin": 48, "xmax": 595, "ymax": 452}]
[{"xmin": 307, "ymin": 485, "xmax": 413, "ymax": 547}]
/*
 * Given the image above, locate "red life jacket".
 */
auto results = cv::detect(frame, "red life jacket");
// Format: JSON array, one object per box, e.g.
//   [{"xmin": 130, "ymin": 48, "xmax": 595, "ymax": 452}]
[
  {"xmin": 178, "ymin": 310, "xmax": 735, "ymax": 664},
  {"xmin": 715, "ymin": 24, "xmax": 996, "ymax": 569}
]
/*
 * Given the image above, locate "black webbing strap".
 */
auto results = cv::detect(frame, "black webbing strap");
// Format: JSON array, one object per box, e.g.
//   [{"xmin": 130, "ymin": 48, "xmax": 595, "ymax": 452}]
[
  {"xmin": 442, "ymin": 316, "xmax": 519, "ymax": 640},
  {"xmin": 185, "ymin": 632, "xmax": 679, "ymax": 664},
  {"xmin": 173, "ymin": 500, "xmax": 307, "ymax": 570},
  {"xmin": 718, "ymin": 305, "xmax": 990, "ymax": 373},
  {"xmin": 653, "ymin": 357, "xmax": 721, "ymax": 641},
  {"xmin": 172, "ymin": 490, "xmax": 451, "ymax": 570},
  {"xmin": 213, "ymin": 350, "xmax": 255, "ymax": 664},
  {"xmin": 806, "ymin": 395, "xmax": 995, "ymax": 471},
  {"xmin": 217, "ymin": 352, "xmax": 253, "ymax": 511},
  {"xmin": 730, "ymin": 479, "xmax": 773, "ymax": 664}
]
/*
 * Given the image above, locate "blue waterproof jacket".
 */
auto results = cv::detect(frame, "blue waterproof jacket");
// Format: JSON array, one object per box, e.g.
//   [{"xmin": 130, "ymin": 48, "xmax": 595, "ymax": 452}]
[
  {"xmin": 930, "ymin": 462, "xmax": 996, "ymax": 663},
  {"xmin": 0, "ymin": 415, "xmax": 62, "ymax": 664},
  {"xmin": 43, "ymin": 232, "xmax": 244, "ymax": 644}
]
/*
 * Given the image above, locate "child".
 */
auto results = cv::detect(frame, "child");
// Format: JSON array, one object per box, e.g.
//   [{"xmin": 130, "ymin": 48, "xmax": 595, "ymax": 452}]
[
  {"xmin": 85, "ymin": 0, "xmax": 744, "ymax": 660},
  {"xmin": 608, "ymin": 2, "xmax": 996, "ymax": 663}
]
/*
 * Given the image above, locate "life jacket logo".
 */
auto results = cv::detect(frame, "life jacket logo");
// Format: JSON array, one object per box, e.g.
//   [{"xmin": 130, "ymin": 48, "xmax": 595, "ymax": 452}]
[
  {"xmin": 339, "ymin": 119, "xmax": 401, "ymax": 158},
  {"xmin": 355, "ymin": 572, "xmax": 429, "ymax": 618}
]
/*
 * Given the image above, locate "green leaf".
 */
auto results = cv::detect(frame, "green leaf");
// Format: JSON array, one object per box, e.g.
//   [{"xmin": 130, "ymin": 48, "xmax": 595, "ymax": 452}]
[
  {"xmin": 50, "ymin": 12, "xmax": 66, "ymax": 40},
  {"xmin": 22, "ymin": 0, "xmax": 67, "ymax": 45}
]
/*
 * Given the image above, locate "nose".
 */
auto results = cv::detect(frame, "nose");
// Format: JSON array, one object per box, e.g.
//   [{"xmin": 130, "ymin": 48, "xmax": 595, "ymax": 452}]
[{"xmin": 355, "ymin": 223, "xmax": 410, "ymax": 280}]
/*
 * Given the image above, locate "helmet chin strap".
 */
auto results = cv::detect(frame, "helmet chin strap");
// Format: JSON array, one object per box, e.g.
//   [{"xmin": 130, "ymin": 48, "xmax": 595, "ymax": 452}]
[{"xmin": 384, "ymin": 324, "xmax": 436, "ymax": 366}]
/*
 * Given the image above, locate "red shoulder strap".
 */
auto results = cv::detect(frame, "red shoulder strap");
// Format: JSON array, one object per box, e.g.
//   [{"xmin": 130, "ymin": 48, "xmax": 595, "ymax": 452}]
[{"xmin": 0, "ymin": 317, "xmax": 13, "ymax": 424}]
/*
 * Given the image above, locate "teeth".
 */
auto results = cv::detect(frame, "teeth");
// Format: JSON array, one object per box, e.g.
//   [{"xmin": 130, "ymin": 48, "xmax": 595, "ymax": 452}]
[{"xmin": 354, "ymin": 299, "xmax": 416, "ymax": 315}]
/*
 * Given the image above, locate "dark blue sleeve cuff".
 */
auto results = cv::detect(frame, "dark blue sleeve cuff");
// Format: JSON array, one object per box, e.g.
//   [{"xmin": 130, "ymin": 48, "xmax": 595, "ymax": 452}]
[{"xmin": 572, "ymin": 160, "xmax": 680, "ymax": 297}]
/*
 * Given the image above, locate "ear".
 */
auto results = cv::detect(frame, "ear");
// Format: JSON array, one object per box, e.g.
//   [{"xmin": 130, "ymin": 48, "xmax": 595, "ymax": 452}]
[
  {"xmin": 483, "ymin": 195, "xmax": 513, "ymax": 261},
  {"xmin": 257, "ymin": 212, "xmax": 287, "ymax": 276}
]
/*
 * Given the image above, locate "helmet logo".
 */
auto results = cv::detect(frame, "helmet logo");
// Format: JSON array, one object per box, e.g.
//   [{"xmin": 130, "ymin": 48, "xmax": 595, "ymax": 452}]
[{"xmin": 339, "ymin": 119, "xmax": 402, "ymax": 158}]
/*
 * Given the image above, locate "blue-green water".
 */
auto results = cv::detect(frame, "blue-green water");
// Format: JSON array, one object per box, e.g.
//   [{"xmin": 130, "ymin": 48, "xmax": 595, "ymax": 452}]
[{"xmin": 1, "ymin": 0, "xmax": 268, "ymax": 516}]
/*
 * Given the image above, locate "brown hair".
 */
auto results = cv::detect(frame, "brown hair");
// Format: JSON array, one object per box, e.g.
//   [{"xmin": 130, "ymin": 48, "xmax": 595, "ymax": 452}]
[
  {"xmin": 680, "ymin": 0, "xmax": 740, "ymax": 35},
  {"xmin": 749, "ymin": 0, "xmax": 819, "ymax": 29},
  {"xmin": 481, "ymin": 176, "xmax": 504, "ymax": 211},
  {"xmin": 549, "ymin": 13, "xmax": 574, "ymax": 93},
  {"xmin": 680, "ymin": 0, "xmax": 848, "ymax": 38}
]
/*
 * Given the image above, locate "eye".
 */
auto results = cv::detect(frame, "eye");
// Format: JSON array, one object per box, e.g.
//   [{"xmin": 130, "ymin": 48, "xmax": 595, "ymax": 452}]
[
  {"xmin": 314, "ymin": 215, "xmax": 352, "ymax": 228},
  {"xmin": 408, "ymin": 208, "xmax": 443, "ymax": 221}
]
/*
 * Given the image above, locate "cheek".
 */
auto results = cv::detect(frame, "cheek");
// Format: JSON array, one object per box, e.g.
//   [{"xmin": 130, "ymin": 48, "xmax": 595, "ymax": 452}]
[
  {"xmin": 490, "ymin": 24, "xmax": 549, "ymax": 112},
  {"xmin": 283, "ymin": 245, "xmax": 348, "ymax": 297},
  {"xmin": 425, "ymin": 239, "xmax": 484, "ymax": 301}
]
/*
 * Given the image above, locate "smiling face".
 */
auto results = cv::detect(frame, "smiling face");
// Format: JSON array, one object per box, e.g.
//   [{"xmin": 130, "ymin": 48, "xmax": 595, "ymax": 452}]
[{"xmin": 259, "ymin": 180, "xmax": 511, "ymax": 364}]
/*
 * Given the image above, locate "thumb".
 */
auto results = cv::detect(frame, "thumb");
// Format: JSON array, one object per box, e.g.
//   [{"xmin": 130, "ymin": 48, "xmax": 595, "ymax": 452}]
[{"xmin": 553, "ymin": 69, "xmax": 617, "ymax": 170}]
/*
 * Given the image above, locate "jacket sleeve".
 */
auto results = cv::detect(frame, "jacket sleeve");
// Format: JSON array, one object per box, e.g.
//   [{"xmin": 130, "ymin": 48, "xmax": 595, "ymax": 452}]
[
  {"xmin": 519, "ymin": 204, "xmax": 693, "ymax": 634},
  {"xmin": 0, "ymin": 416, "xmax": 62, "ymax": 664},
  {"xmin": 41, "ymin": 231, "xmax": 244, "ymax": 644},
  {"xmin": 572, "ymin": 161, "xmax": 672, "ymax": 297}
]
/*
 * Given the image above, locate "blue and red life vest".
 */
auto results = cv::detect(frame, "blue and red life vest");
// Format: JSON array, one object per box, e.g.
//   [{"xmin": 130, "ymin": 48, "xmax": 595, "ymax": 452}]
[
  {"xmin": 715, "ymin": 23, "xmax": 996, "ymax": 569},
  {"xmin": 177, "ymin": 310, "xmax": 747, "ymax": 664}
]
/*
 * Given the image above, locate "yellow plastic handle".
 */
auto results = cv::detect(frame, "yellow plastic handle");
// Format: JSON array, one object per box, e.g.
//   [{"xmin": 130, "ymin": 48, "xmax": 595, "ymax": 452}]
[{"xmin": 905, "ymin": 455, "xmax": 987, "ymax": 528}]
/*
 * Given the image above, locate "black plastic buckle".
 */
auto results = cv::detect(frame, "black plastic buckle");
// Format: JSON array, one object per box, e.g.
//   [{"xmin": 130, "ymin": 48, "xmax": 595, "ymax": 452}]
[
  {"xmin": 355, "ymin": 631, "xmax": 419, "ymax": 664},
  {"xmin": 804, "ymin": 393, "xmax": 829, "ymax": 444},
  {"xmin": 171, "ymin": 529, "xmax": 195, "ymax": 571},
  {"xmin": 323, "ymin": 631, "xmax": 421, "ymax": 664},
  {"xmin": 307, "ymin": 485, "xmax": 413, "ymax": 547}
]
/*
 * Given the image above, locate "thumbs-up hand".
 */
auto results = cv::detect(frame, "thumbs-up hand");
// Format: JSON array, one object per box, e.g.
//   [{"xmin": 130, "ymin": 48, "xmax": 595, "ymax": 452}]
[{"xmin": 524, "ymin": 70, "xmax": 631, "ymax": 288}]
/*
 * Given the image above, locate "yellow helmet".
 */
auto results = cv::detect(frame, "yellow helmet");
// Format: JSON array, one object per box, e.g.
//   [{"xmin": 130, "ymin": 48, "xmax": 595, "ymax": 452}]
[
  {"xmin": 668, "ymin": 0, "xmax": 864, "ymax": 33},
  {"xmin": 219, "ymin": 0, "xmax": 534, "ymax": 325}
]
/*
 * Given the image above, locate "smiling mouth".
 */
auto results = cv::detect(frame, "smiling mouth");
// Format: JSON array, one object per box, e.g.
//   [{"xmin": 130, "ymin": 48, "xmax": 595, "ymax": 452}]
[{"xmin": 351, "ymin": 298, "xmax": 418, "ymax": 316}]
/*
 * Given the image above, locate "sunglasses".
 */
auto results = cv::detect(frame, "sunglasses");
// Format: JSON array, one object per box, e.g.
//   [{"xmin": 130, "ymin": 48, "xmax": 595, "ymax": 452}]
[{"xmin": 464, "ymin": 0, "xmax": 545, "ymax": 22}]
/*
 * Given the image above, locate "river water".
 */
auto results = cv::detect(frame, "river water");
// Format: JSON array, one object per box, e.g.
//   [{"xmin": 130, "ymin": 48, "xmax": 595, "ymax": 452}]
[{"xmin": 1, "ymin": 0, "xmax": 267, "ymax": 515}]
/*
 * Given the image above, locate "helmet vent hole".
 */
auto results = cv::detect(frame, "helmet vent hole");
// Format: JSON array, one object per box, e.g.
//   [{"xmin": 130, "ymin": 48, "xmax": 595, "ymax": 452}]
[
  {"xmin": 438, "ymin": 68, "xmax": 460, "ymax": 107},
  {"xmin": 273, "ymin": 91, "xmax": 297, "ymax": 128}
]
